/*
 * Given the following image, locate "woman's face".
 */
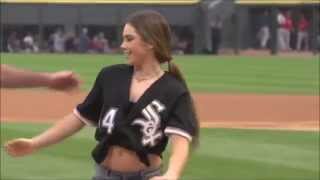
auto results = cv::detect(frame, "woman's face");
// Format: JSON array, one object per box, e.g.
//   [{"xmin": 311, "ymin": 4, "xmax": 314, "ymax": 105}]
[{"xmin": 121, "ymin": 24, "xmax": 153, "ymax": 66}]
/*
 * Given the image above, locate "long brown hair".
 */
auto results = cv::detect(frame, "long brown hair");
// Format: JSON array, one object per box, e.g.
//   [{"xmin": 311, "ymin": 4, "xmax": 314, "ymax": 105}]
[{"xmin": 126, "ymin": 10, "xmax": 199, "ymax": 148}]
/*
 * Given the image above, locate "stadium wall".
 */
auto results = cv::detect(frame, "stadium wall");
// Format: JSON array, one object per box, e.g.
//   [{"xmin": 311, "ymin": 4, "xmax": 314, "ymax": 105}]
[{"xmin": 1, "ymin": 3, "xmax": 207, "ymax": 52}]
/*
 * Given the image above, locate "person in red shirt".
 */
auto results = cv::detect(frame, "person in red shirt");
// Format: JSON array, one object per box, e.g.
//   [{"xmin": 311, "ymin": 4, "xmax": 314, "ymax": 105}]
[
  {"xmin": 283, "ymin": 11, "xmax": 293, "ymax": 51},
  {"xmin": 296, "ymin": 13, "xmax": 309, "ymax": 51}
]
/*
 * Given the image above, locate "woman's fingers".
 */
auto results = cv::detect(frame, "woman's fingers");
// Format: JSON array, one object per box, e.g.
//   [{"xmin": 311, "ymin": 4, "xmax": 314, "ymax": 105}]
[{"xmin": 4, "ymin": 138, "xmax": 34, "ymax": 157}]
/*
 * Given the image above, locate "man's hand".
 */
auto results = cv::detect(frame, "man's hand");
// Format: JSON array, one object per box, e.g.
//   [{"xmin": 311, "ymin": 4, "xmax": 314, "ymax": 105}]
[{"xmin": 48, "ymin": 71, "xmax": 80, "ymax": 91}]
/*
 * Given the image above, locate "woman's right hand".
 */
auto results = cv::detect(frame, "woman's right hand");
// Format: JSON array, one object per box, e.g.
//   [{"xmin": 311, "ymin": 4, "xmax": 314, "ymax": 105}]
[{"xmin": 4, "ymin": 138, "xmax": 37, "ymax": 157}]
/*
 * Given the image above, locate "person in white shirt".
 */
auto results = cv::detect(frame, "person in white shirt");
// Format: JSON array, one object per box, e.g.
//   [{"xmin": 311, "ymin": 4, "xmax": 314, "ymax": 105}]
[
  {"xmin": 53, "ymin": 29, "xmax": 65, "ymax": 53},
  {"xmin": 23, "ymin": 33, "xmax": 35, "ymax": 52},
  {"xmin": 277, "ymin": 11, "xmax": 286, "ymax": 51}
]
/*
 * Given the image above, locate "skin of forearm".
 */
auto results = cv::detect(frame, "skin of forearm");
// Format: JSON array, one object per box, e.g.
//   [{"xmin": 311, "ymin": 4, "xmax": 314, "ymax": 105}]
[
  {"xmin": 32, "ymin": 113, "xmax": 85, "ymax": 149},
  {"xmin": 166, "ymin": 135, "xmax": 190, "ymax": 178},
  {"xmin": 0, "ymin": 65, "xmax": 51, "ymax": 88}
]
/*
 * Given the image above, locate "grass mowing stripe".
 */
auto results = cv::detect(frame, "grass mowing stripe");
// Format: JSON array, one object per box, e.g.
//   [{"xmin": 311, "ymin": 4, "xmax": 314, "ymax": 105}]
[
  {"xmin": 189, "ymin": 82, "xmax": 317, "ymax": 94},
  {"xmin": 190, "ymin": 81, "xmax": 316, "ymax": 90},
  {"xmin": 184, "ymin": 154, "xmax": 317, "ymax": 180},
  {"xmin": 198, "ymin": 128, "xmax": 319, "ymax": 173},
  {"xmin": 206, "ymin": 139, "xmax": 318, "ymax": 171},
  {"xmin": 1, "ymin": 123, "xmax": 319, "ymax": 180},
  {"xmin": 1, "ymin": 123, "xmax": 95, "ymax": 180},
  {"xmin": 1, "ymin": 151, "xmax": 94, "ymax": 180},
  {"xmin": 187, "ymin": 75, "xmax": 318, "ymax": 87},
  {"xmin": 1, "ymin": 53, "xmax": 318, "ymax": 94},
  {"xmin": 1, "ymin": 122, "xmax": 95, "ymax": 139}
]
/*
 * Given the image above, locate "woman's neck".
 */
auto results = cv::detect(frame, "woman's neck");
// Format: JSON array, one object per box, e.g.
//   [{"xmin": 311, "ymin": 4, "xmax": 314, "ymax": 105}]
[{"xmin": 133, "ymin": 58, "xmax": 163, "ymax": 81}]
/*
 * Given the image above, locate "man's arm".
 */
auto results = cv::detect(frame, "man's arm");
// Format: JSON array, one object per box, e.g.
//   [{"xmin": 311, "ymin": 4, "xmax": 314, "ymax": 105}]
[{"xmin": 0, "ymin": 64, "xmax": 80, "ymax": 91}]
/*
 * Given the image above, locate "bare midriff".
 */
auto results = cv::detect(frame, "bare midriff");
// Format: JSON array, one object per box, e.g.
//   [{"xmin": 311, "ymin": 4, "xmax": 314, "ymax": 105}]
[{"xmin": 101, "ymin": 145, "xmax": 162, "ymax": 172}]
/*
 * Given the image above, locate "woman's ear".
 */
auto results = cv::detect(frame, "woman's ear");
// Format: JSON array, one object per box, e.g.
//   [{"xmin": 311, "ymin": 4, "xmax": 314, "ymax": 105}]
[
  {"xmin": 145, "ymin": 42, "xmax": 154, "ymax": 50},
  {"xmin": 148, "ymin": 44, "xmax": 154, "ymax": 50}
]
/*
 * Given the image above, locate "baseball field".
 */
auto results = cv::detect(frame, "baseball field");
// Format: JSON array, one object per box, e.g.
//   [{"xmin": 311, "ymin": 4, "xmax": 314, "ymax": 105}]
[{"xmin": 1, "ymin": 53, "xmax": 319, "ymax": 179}]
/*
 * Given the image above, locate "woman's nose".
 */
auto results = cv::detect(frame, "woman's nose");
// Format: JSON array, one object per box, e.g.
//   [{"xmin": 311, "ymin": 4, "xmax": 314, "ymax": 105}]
[{"xmin": 120, "ymin": 41, "xmax": 126, "ymax": 50}]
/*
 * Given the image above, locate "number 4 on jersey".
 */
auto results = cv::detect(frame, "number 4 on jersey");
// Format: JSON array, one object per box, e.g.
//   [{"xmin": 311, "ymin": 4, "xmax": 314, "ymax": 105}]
[{"xmin": 101, "ymin": 108, "xmax": 118, "ymax": 134}]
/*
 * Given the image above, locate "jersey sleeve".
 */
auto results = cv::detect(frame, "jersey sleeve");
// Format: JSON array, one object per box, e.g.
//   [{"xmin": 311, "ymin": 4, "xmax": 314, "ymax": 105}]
[
  {"xmin": 73, "ymin": 69, "xmax": 104, "ymax": 126},
  {"xmin": 164, "ymin": 92, "xmax": 197, "ymax": 142}
]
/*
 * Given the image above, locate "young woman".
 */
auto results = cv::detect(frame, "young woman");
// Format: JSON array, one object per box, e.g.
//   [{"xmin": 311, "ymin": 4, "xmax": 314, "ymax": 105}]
[{"xmin": 5, "ymin": 10, "xmax": 199, "ymax": 180}]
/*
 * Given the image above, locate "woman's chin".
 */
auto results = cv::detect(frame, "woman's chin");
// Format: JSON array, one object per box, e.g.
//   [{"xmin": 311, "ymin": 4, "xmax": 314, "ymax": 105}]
[
  {"xmin": 126, "ymin": 58, "xmax": 134, "ymax": 65},
  {"xmin": 127, "ymin": 58, "xmax": 140, "ymax": 66}
]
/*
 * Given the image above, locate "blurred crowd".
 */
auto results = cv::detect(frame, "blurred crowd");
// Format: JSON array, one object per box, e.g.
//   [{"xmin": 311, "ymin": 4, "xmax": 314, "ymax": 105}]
[
  {"xmin": 5, "ymin": 9, "xmax": 319, "ymax": 55},
  {"xmin": 5, "ymin": 27, "xmax": 193, "ymax": 55},
  {"xmin": 256, "ymin": 10, "xmax": 317, "ymax": 52},
  {"xmin": 7, "ymin": 28, "xmax": 113, "ymax": 54}
]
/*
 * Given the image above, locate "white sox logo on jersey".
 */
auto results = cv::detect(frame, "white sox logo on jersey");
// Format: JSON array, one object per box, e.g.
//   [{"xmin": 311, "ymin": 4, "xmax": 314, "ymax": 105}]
[{"xmin": 132, "ymin": 100, "xmax": 165, "ymax": 147}]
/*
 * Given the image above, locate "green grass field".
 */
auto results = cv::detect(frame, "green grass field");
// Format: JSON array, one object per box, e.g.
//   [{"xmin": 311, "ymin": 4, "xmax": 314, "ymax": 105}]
[
  {"xmin": 1, "ymin": 123, "xmax": 319, "ymax": 180},
  {"xmin": 1, "ymin": 53, "xmax": 319, "ymax": 94},
  {"xmin": 1, "ymin": 53, "xmax": 319, "ymax": 179}
]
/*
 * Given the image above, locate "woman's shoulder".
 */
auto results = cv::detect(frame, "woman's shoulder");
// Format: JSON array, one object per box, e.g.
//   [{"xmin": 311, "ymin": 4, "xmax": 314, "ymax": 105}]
[
  {"xmin": 99, "ymin": 64, "xmax": 131, "ymax": 75},
  {"xmin": 163, "ymin": 72, "xmax": 189, "ymax": 95}
]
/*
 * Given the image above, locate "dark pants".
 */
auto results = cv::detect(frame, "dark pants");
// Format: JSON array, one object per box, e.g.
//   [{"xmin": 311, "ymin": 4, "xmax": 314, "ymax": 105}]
[
  {"xmin": 92, "ymin": 164, "xmax": 162, "ymax": 180},
  {"xmin": 211, "ymin": 27, "xmax": 221, "ymax": 55}
]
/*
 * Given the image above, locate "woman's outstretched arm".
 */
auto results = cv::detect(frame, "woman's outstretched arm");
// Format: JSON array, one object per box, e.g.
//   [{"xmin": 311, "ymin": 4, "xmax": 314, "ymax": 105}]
[{"xmin": 5, "ymin": 113, "xmax": 85, "ymax": 157}]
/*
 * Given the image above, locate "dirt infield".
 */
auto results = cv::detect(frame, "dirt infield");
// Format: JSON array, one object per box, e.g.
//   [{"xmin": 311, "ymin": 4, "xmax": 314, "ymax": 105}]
[{"xmin": 1, "ymin": 89, "xmax": 319, "ymax": 131}]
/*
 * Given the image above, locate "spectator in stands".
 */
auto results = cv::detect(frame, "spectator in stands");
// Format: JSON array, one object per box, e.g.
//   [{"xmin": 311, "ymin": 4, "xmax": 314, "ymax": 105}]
[
  {"xmin": 91, "ymin": 32, "xmax": 110, "ymax": 53},
  {"xmin": 33, "ymin": 34, "xmax": 40, "ymax": 52},
  {"xmin": 78, "ymin": 27, "xmax": 89, "ymax": 53},
  {"xmin": 171, "ymin": 31, "xmax": 181, "ymax": 54},
  {"xmin": 23, "ymin": 32, "xmax": 38, "ymax": 53},
  {"xmin": 210, "ymin": 15, "xmax": 223, "ymax": 55},
  {"xmin": 90, "ymin": 35, "xmax": 101, "ymax": 53},
  {"xmin": 176, "ymin": 39, "xmax": 188, "ymax": 54},
  {"xmin": 48, "ymin": 33, "xmax": 55, "ymax": 53},
  {"xmin": 317, "ymin": 34, "xmax": 320, "ymax": 52},
  {"xmin": 277, "ymin": 10, "xmax": 286, "ymax": 51},
  {"xmin": 283, "ymin": 11, "xmax": 293, "ymax": 51},
  {"xmin": 171, "ymin": 31, "xmax": 188, "ymax": 55},
  {"xmin": 99, "ymin": 32, "xmax": 111, "ymax": 53},
  {"xmin": 296, "ymin": 13, "xmax": 309, "ymax": 51},
  {"xmin": 7, "ymin": 32, "xmax": 21, "ymax": 53},
  {"xmin": 257, "ymin": 10, "xmax": 270, "ymax": 49},
  {"xmin": 53, "ymin": 29, "xmax": 65, "ymax": 53},
  {"xmin": 65, "ymin": 32, "xmax": 76, "ymax": 53}
]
